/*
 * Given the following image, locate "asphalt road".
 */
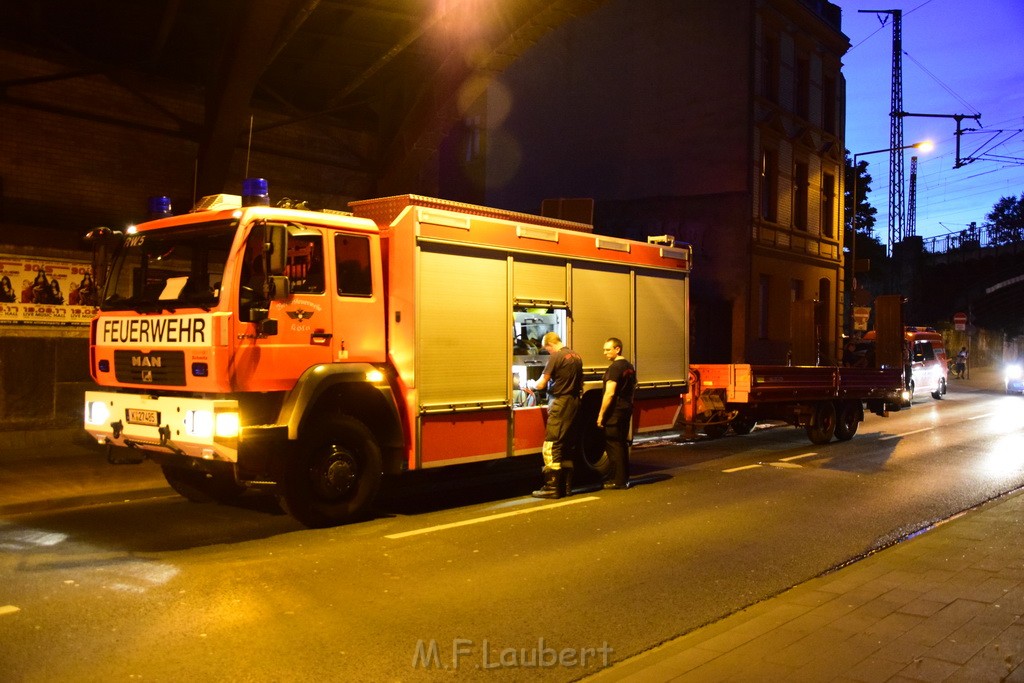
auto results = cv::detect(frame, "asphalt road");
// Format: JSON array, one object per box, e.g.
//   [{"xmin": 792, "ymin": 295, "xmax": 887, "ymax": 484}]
[{"xmin": 2, "ymin": 380, "xmax": 1023, "ymax": 681}]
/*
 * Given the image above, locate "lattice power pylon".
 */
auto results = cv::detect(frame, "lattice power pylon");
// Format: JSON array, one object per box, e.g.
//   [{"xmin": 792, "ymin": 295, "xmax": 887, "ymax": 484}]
[
  {"xmin": 861, "ymin": 9, "xmax": 905, "ymax": 254},
  {"xmin": 907, "ymin": 154, "xmax": 918, "ymax": 237}
]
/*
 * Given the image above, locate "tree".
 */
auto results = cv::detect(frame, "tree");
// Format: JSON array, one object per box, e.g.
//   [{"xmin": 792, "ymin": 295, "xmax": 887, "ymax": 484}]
[
  {"xmin": 844, "ymin": 152, "xmax": 878, "ymax": 239},
  {"xmin": 844, "ymin": 152, "xmax": 889, "ymax": 301},
  {"xmin": 985, "ymin": 194, "xmax": 1024, "ymax": 245}
]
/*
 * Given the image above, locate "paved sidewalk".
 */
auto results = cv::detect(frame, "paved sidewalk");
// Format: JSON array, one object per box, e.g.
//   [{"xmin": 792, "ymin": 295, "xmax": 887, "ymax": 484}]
[
  {"xmin": 0, "ymin": 432, "xmax": 170, "ymax": 516},
  {"xmin": 588, "ymin": 489, "xmax": 1024, "ymax": 682},
  {"xmin": 588, "ymin": 364, "xmax": 1024, "ymax": 682}
]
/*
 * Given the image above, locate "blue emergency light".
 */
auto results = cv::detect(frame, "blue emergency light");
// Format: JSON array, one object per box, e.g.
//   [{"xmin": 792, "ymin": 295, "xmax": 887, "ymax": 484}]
[
  {"xmin": 242, "ymin": 177, "xmax": 270, "ymax": 207},
  {"xmin": 147, "ymin": 195, "xmax": 173, "ymax": 219}
]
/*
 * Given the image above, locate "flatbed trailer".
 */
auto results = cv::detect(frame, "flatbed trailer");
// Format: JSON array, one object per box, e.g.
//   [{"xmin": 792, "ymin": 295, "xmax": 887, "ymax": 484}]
[{"xmin": 684, "ymin": 363, "xmax": 905, "ymax": 444}]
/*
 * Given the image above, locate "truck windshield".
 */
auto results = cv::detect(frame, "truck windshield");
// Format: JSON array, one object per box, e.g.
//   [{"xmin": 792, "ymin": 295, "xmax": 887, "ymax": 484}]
[{"xmin": 100, "ymin": 221, "xmax": 237, "ymax": 312}]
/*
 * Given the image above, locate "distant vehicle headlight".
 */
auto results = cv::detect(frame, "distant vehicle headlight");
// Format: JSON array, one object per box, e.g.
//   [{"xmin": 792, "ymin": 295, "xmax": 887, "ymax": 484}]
[{"xmin": 1005, "ymin": 364, "xmax": 1023, "ymax": 381}]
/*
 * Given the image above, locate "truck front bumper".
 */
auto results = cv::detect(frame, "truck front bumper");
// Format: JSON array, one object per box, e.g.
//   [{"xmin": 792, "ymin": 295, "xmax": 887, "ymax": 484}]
[{"xmin": 84, "ymin": 391, "xmax": 240, "ymax": 462}]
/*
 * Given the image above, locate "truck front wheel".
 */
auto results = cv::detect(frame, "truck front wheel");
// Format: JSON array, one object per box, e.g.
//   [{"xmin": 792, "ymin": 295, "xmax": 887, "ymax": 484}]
[{"xmin": 280, "ymin": 416, "xmax": 383, "ymax": 528}]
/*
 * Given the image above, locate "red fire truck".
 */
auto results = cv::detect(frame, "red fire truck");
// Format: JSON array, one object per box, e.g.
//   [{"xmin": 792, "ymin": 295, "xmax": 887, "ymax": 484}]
[{"xmin": 84, "ymin": 181, "xmax": 691, "ymax": 526}]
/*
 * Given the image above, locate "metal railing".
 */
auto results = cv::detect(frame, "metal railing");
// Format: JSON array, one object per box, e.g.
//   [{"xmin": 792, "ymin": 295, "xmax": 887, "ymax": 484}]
[{"xmin": 921, "ymin": 223, "xmax": 1024, "ymax": 254}]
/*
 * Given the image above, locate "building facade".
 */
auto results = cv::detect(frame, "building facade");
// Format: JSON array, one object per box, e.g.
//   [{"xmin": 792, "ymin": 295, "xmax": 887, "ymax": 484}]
[{"xmin": 481, "ymin": 0, "xmax": 850, "ymax": 364}]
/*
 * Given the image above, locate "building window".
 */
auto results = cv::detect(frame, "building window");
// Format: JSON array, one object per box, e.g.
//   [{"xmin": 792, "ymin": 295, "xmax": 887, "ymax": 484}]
[
  {"xmin": 791, "ymin": 278, "xmax": 803, "ymax": 303},
  {"xmin": 760, "ymin": 148, "xmax": 778, "ymax": 223},
  {"xmin": 822, "ymin": 172, "xmax": 836, "ymax": 239},
  {"xmin": 795, "ymin": 57, "xmax": 810, "ymax": 120},
  {"xmin": 759, "ymin": 274, "xmax": 770, "ymax": 339},
  {"xmin": 793, "ymin": 161, "xmax": 809, "ymax": 231},
  {"xmin": 822, "ymin": 74, "xmax": 837, "ymax": 134},
  {"xmin": 762, "ymin": 34, "xmax": 779, "ymax": 103}
]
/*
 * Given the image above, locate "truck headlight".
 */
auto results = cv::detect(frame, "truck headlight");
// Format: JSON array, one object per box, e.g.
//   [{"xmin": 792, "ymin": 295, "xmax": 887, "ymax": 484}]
[
  {"xmin": 185, "ymin": 409, "xmax": 239, "ymax": 442},
  {"xmin": 185, "ymin": 410, "xmax": 215, "ymax": 438},
  {"xmin": 215, "ymin": 411, "xmax": 240, "ymax": 439},
  {"xmin": 85, "ymin": 401, "xmax": 110, "ymax": 426}
]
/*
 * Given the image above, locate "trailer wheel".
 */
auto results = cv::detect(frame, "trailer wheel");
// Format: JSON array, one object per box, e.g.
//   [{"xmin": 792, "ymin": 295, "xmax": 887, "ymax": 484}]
[
  {"xmin": 834, "ymin": 401, "xmax": 861, "ymax": 441},
  {"xmin": 806, "ymin": 401, "xmax": 836, "ymax": 444},
  {"xmin": 279, "ymin": 415, "xmax": 382, "ymax": 528},
  {"xmin": 161, "ymin": 465, "xmax": 245, "ymax": 504}
]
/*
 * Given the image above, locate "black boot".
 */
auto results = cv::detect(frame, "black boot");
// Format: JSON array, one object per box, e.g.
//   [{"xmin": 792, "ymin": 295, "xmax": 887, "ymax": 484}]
[
  {"xmin": 532, "ymin": 467, "xmax": 564, "ymax": 499},
  {"xmin": 561, "ymin": 464, "xmax": 574, "ymax": 497}
]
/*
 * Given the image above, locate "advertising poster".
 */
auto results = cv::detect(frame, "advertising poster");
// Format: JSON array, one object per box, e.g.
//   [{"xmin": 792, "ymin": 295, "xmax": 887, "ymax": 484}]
[{"xmin": 0, "ymin": 255, "xmax": 98, "ymax": 325}]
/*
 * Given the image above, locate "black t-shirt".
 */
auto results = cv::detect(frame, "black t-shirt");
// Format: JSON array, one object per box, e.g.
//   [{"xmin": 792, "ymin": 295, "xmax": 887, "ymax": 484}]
[
  {"xmin": 603, "ymin": 358, "xmax": 636, "ymax": 408},
  {"xmin": 543, "ymin": 347, "xmax": 583, "ymax": 397}
]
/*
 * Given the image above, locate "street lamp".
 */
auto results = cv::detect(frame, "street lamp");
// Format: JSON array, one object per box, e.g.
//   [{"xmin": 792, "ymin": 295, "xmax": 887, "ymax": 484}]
[{"xmin": 848, "ymin": 140, "xmax": 933, "ymax": 335}]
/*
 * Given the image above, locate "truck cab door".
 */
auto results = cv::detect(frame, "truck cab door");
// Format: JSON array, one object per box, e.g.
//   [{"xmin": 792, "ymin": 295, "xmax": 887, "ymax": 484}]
[
  {"xmin": 236, "ymin": 226, "xmax": 333, "ymax": 389},
  {"xmin": 327, "ymin": 231, "xmax": 385, "ymax": 363}
]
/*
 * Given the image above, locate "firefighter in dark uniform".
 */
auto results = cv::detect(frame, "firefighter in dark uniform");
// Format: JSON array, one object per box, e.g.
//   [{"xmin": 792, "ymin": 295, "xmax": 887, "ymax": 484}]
[
  {"xmin": 529, "ymin": 332, "xmax": 583, "ymax": 498},
  {"xmin": 597, "ymin": 337, "xmax": 636, "ymax": 489}
]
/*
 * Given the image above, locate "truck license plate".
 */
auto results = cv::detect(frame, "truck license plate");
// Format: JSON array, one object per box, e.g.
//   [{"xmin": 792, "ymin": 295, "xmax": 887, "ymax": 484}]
[{"xmin": 126, "ymin": 409, "xmax": 160, "ymax": 426}]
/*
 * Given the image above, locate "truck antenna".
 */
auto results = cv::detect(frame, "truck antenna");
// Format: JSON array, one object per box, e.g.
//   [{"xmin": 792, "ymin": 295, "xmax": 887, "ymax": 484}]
[{"xmin": 245, "ymin": 115, "xmax": 254, "ymax": 177}]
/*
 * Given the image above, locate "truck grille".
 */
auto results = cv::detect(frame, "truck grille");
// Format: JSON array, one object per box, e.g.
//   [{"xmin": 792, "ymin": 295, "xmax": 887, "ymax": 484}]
[{"xmin": 114, "ymin": 350, "xmax": 187, "ymax": 386}]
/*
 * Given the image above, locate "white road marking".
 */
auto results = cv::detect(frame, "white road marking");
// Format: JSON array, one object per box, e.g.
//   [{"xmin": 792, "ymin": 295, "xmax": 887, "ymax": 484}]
[
  {"xmin": 385, "ymin": 496, "xmax": 600, "ymax": 539},
  {"xmin": 968, "ymin": 413, "xmax": 992, "ymax": 420},
  {"xmin": 722, "ymin": 464, "xmax": 761, "ymax": 473},
  {"xmin": 879, "ymin": 427, "xmax": 935, "ymax": 441},
  {"xmin": 779, "ymin": 452, "xmax": 818, "ymax": 462},
  {"xmin": 0, "ymin": 605, "xmax": 20, "ymax": 616}
]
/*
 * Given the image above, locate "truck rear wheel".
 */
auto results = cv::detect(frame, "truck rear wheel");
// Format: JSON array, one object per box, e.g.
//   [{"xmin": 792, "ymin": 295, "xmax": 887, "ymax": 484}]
[
  {"xmin": 833, "ymin": 400, "xmax": 861, "ymax": 441},
  {"xmin": 280, "ymin": 415, "xmax": 383, "ymax": 528},
  {"xmin": 806, "ymin": 401, "xmax": 836, "ymax": 444},
  {"xmin": 161, "ymin": 464, "xmax": 245, "ymax": 504}
]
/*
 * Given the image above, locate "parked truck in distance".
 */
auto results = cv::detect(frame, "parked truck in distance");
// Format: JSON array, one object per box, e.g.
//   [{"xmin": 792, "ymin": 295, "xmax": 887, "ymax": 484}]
[
  {"xmin": 83, "ymin": 180, "xmax": 691, "ymax": 527},
  {"xmin": 681, "ymin": 295, "xmax": 911, "ymax": 443}
]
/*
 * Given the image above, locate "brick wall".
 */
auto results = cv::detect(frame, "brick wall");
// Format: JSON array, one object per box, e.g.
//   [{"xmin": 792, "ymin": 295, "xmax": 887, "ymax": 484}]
[
  {"xmin": 0, "ymin": 335, "xmax": 93, "ymax": 436},
  {"xmin": 0, "ymin": 48, "xmax": 378, "ymax": 251}
]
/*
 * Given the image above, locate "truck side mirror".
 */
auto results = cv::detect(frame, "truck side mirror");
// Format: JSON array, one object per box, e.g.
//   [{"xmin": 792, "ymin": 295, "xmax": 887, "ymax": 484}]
[
  {"xmin": 267, "ymin": 224, "xmax": 287, "ymax": 276},
  {"xmin": 83, "ymin": 226, "xmax": 124, "ymax": 292},
  {"xmin": 268, "ymin": 275, "xmax": 291, "ymax": 301},
  {"xmin": 247, "ymin": 307, "xmax": 279, "ymax": 337}
]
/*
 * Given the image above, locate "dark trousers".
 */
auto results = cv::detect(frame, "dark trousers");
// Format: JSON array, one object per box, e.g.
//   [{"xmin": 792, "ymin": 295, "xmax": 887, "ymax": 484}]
[
  {"xmin": 543, "ymin": 395, "xmax": 579, "ymax": 468},
  {"xmin": 603, "ymin": 407, "xmax": 632, "ymax": 485}
]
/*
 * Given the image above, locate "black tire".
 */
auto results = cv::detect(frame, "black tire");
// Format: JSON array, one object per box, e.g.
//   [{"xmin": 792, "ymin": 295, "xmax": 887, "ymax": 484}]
[
  {"xmin": 931, "ymin": 378, "xmax": 946, "ymax": 400},
  {"xmin": 279, "ymin": 415, "xmax": 382, "ymax": 528},
  {"xmin": 731, "ymin": 415, "xmax": 757, "ymax": 435},
  {"xmin": 701, "ymin": 419, "xmax": 728, "ymax": 439},
  {"xmin": 575, "ymin": 392, "xmax": 610, "ymax": 481},
  {"xmin": 161, "ymin": 464, "xmax": 245, "ymax": 504},
  {"xmin": 834, "ymin": 400, "xmax": 861, "ymax": 441},
  {"xmin": 806, "ymin": 401, "xmax": 837, "ymax": 444}
]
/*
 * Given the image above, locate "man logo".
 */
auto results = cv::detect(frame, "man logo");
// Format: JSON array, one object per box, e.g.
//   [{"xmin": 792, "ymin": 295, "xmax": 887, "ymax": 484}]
[
  {"xmin": 141, "ymin": 370, "xmax": 153, "ymax": 383},
  {"xmin": 287, "ymin": 309, "xmax": 314, "ymax": 322}
]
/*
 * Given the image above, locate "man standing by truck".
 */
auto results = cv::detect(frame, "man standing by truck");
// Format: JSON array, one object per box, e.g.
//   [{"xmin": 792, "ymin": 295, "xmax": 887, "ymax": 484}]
[
  {"xmin": 529, "ymin": 332, "xmax": 583, "ymax": 498},
  {"xmin": 597, "ymin": 337, "xmax": 636, "ymax": 490}
]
